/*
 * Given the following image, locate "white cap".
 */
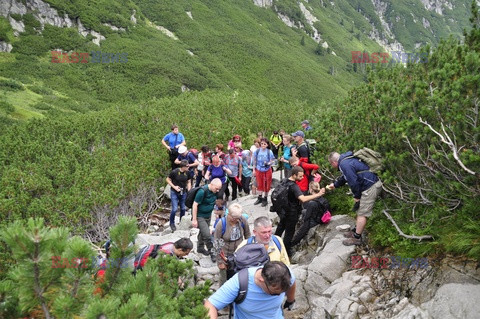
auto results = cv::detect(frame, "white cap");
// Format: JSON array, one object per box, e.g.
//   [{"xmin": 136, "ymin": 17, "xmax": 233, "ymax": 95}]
[{"xmin": 178, "ymin": 145, "xmax": 187, "ymax": 154}]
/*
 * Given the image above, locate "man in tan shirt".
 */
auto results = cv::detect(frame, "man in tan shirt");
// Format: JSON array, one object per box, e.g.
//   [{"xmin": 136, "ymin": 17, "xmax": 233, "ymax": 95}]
[{"xmin": 236, "ymin": 216, "xmax": 290, "ymax": 265}]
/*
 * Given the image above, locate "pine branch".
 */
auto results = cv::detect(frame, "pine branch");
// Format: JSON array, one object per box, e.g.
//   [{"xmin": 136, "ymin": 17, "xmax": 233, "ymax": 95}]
[{"xmin": 382, "ymin": 210, "xmax": 434, "ymax": 241}]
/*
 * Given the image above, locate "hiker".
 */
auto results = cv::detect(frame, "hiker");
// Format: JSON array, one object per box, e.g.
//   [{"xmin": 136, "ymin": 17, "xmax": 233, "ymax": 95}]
[
  {"xmin": 252, "ymin": 138, "xmax": 275, "ymax": 207},
  {"xmin": 269, "ymin": 130, "xmax": 282, "ymax": 159},
  {"xmin": 301, "ymin": 120, "xmax": 312, "ymax": 132},
  {"xmin": 205, "ymin": 155, "xmax": 232, "ymax": 200},
  {"xmin": 162, "ymin": 238, "xmax": 194, "ymax": 258},
  {"xmin": 192, "ymin": 178, "xmax": 223, "ymax": 262},
  {"xmin": 228, "ymin": 135, "xmax": 242, "ymax": 151},
  {"xmin": 274, "ymin": 166, "xmax": 325, "ymax": 257},
  {"xmin": 166, "ymin": 160, "xmax": 191, "ymax": 232},
  {"xmin": 240, "ymin": 150, "xmax": 252, "ymax": 195},
  {"xmin": 204, "ymin": 261, "xmax": 296, "ymax": 319},
  {"xmin": 224, "ymin": 148, "xmax": 243, "ymax": 201},
  {"xmin": 175, "ymin": 145, "xmax": 200, "ymax": 180},
  {"xmin": 291, "ymin": 131, "xmax": 310, "ymax": 163},
  {"xmin": 327, "ymin": 151, "xmax": 383, "ymax": 246},
  {"xmin": 237, "ymin": 216, "xmax": 290, "ymax": 265},
  {"xmin": 214, "ymin": 143, "xmax": 226, "ymax": 161},
  {"xmin": 279, "ymin": 134, "xmax": 294, "ymax": 178},
  {"xmin": 213, "ymin": 203, "xmax": 251, "ymax": 284},
  {"xmin": 290, "ymin": 182, "xmax": 330, "ymax": 246},
  {"xmin": 162, "ymin": 124, "xmax": 186, "ymax": 169},
  {"xmin": 196, "ymin": 145, "xmax": 212, "ymax": 187},
  {"xmin": 289, "ymin": 156, "xmax": 320, "ymax": 194}
]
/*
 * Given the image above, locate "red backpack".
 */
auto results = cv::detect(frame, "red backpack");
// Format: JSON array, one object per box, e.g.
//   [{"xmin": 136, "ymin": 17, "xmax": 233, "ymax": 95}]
[{"xmin": 133, "ymin": 243, "xmax": 173, "ymax": 274}]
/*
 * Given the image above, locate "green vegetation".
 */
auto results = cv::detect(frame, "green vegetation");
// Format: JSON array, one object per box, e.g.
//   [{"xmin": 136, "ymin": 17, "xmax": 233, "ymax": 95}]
[{"xmin": 0, "ymin": 217, "xmax": 210, "ymax": 318}]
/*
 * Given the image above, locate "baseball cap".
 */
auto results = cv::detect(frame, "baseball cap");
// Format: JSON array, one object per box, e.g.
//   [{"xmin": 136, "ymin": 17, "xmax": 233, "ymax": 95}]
[
  {"xmin": 178, "ymin": 145, "xmax": 187, "ymax": 154},
  {"xmin": 301, "ymin": 120, "xmax": 309, "ymax": 125},
  {"xmin": 291, "ymin": 131, "xmax": 305, "ymax": 138}
]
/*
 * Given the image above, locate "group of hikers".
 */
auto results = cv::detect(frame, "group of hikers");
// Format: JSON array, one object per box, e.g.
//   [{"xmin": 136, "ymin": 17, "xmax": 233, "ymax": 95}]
[
  {"xmin": 106, "ymin": 120, "xmax": 383, "ymax": 318},
  {"xmin": 159, "ymin": 121, "xmax": 383, "ymax": 317}
]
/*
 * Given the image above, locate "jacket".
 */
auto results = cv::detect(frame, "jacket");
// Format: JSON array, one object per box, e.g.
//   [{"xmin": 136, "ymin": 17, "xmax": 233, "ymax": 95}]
[{"xmin": 334, "ymin": 151, "xmax": 379, "ymax": 199}]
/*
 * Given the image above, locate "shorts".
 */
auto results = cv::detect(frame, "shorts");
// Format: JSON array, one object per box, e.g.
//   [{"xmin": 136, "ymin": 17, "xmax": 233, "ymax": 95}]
[{"xmin": 358, "ymin": 180, "xmax": 383, "ymax": 217}]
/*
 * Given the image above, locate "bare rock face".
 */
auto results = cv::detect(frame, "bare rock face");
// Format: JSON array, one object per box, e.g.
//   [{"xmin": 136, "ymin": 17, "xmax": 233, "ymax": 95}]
[
  {"xmin": 253, "ymin": 0, "xmax": 273, "ymax": 8},
  {"xmin": 0, "ymin": 41, "xmax": 13, "ymax": 52}
]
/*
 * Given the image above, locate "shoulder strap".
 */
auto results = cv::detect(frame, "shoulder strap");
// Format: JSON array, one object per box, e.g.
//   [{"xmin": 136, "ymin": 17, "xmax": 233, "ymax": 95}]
[
  {"xmin": 247, "ymin": 236, "xmax": 255, "ymax": 244},
  {"xmin": 221, "ymin": 217, "xmax": 227, "ymax": 236},
  {"xmin": 235, "ymin": 268, "xmax": 249, "ymax": 304},
  {"xmin": 272, "ymin": 236, "xmax": 282, "ymax": 252}
]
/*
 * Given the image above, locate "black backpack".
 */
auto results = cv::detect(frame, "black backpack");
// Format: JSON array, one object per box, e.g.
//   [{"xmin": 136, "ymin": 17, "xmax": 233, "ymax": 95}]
[
  {"xmin": 313, "ymin": 197, "xmax": 330, "ymax": 224},
  {"xmin": 185, "ymin": 185, "xmax": 208, "ymax": 209},
  {"xmin": 269, "ymin": 178, "xmax": 294, "ymax": 215}
]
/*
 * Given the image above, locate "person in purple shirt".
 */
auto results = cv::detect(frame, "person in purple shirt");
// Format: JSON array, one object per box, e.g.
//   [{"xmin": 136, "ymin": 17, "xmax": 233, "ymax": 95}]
[{"xmin": 205, "ymin": 155, "xmax": 232, "ymax": 200}]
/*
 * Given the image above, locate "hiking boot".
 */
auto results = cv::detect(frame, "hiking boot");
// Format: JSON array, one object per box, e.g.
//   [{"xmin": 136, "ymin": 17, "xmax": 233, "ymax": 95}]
[
  {"xmin": 254, "ymin": 196, "xmax": 263, "ymax": 205},
  {"xmin": 261, "ymin": 197, "xmax": 268, "ymax": 207},
  {"xmin": 344, "ymin": 231, "xmax": 356, "ymax": 238},
  {"xmin": 343, "ymin": 237, "xmax": 363, "ymax": 246},
  {"xmin": 170, "ymin": 223, "xmax": 176, "ymax": 232},
  {"xmin": 197, "ymin": 247, "xmax": 209, "ymax": 256},
  {"xmin": 210, "ymin": 252, "xmax": 216, "ymax": 263}
]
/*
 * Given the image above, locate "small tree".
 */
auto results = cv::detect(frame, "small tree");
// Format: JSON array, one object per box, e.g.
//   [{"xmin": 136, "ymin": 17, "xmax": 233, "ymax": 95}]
[{"xmin": 0, "ymin": 217, "xmax": 211, "ymax": 318}]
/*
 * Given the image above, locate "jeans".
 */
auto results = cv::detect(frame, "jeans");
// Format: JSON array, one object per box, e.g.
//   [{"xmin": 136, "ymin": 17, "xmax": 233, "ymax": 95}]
[{"xmin": 170, "ymin": 190, "xmax": 186, "ymax": 225}]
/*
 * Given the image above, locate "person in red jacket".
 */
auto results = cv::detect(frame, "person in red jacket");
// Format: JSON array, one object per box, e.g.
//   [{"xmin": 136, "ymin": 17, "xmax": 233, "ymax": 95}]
[{"xmin": 289, "ymin": 156, "xmax": 320, "ymax": 194}]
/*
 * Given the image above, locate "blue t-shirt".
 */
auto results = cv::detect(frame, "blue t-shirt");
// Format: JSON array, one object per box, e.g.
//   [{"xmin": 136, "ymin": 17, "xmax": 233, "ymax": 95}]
[
  {"xmin": 253, "ymin": 149, "xmax": 275, "ymax": 172},
  {"xmin": 208, "ymin": 266, "xmax": 295, "ymax": 319},
  {"xmin": 163, "ymin": 132, "xmax": 185, "ymax": 148},
  {"xmin": 208, "ymin": 164, "xmax": 227, "ymax": 184},
  {"xmin": 241, "ymin": 159, "xmax": 252, "ymax": 177}
]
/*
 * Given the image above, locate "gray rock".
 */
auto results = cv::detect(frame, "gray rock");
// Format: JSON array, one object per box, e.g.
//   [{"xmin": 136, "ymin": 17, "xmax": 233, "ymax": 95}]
[{"xmin": 421, "ymin": 283, "xmax": 480, "ymax": 319}]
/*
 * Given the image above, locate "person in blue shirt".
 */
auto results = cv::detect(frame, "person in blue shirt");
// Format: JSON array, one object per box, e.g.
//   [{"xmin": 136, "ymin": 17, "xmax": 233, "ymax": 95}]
[
  {"xmin": 204, "ymin": 261, "xmax": 296, "ymax": 319},
  {"xmin": 327, "ymin": 151, "xmax": 383, "ymax": 246},
  {"xmin": 301, "ymin": 120, "xmax": 312, "ymax": 131},
  {"xmin": 175, "ymin": 145, "xmax": 200, "ymax": 180},
  {"xmin": 162, "ymin": 124, "xmax": 186, "ymax": 169}
]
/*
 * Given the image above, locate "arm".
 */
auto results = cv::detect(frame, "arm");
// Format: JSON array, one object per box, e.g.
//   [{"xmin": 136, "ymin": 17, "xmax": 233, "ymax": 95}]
[
  {"xmin": 204, "ymin": 167, "xmax": 211, "ymax": 181},
  {"xmin": 223, "ymin": 166, "xmax": 232, "ymax": 176},
  {"xmin": 186, "ymin": 179, "xmax": 192, "ymax": 192},
  {"xmin": 298, "ymin": 189, "xmax": 325, "ymax": 203},
  {"xmin": 178, "ymin": 134, "xmax": 186, "ymax": 148},
  {"xmin": 204, "ymin": 300, "xmax": 218, "ymax": 319},
  {"xmin": 238, "ymin": 162, "xmax": 242, "ymax": 180},
  {"xmin": 192, "ymin": 202, "xmax": 199, "ymax": 228},
  {"xmin": 166, "ymin": 176, "xmax": 181, "ymax": 193},
  {"xmin": 286, "ymin": 281, "xmax": 296, "ymax": 303},
  {"xmin": 243, "ymin": 218, "xmax": 251, "ymax": 238},
  {"xmin": 161, "ymin": 138, "xmax": 171, "ymax": 151}
]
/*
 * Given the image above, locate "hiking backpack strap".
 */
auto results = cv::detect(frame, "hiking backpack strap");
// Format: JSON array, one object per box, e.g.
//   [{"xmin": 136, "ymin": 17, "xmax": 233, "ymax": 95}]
[
  {"xmin": 271, "ymin": 236, "xmax": 282, "ymax": 252},
  {"xmin": 221, "ymin": 217, "xmax": 227, "ymax": 236},
  {"xmin": 234, "ymin": 268, "xmax": 249, "ymax": 304}
]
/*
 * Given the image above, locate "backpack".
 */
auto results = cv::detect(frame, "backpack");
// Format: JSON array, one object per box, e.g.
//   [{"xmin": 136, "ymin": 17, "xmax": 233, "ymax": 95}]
[
  {"xmin": 133, "ymin": 242, "xmax": 173, "ymax": 274},
  {"xmin": 349, "ymin": 147, "xmax": 384, "ymax": 174},
  {"xmin": 185, "ymin": 185, "xmax": 209, "ymax": 209},
  {"xmin": 269, "ymin": 178, "xmax": 294, "ymax": 215},
  {"xmin": 228, "ymin": 243, "xmax": 270, "ymax": 306},
  {"xmin": 189, "ymin": 148, "xmax": 199, "ymax": 159},
  {"xmin": 313, "ymin": 197, "xmax": 331, "ymax": 224}
]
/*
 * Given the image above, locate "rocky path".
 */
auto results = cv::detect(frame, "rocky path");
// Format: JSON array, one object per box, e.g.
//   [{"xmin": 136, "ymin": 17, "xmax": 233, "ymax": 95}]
[{"xmin": 136, "ymin": 171, "xmax": 480, "ymax": 319}]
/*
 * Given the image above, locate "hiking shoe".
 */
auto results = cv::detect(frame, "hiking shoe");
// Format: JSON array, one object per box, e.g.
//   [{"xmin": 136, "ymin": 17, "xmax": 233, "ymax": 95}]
[
  {"xmin": 261, "ymin": 198, "xmax": 268, "ymax": 207},
  {"xmin": 170, "ymin": 224, "xmax": 176, "ymax": 232},
  {"xmin": 343, "ymin": 231, "xmax": 356, "ymax": 238},
  {"xmin": 343, "ymin": 237, "xmax": 363, "ymax": 246},
  {"xmin": 197, "ymin": 247, "xmax": 209, "ymax": 256},
  {"xmin": 210, "ymin": 253, "xmax": 216, "ymax": 263},
  {"xmin": 254, "ymin": 196, "xmax": 263, "ymax": 205}
]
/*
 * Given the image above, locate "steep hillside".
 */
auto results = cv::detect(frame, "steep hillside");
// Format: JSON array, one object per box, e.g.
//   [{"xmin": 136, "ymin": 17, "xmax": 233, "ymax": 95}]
[{"xmin": 0, "ymin": 0, "xmax": 472, "ymax": 124}]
